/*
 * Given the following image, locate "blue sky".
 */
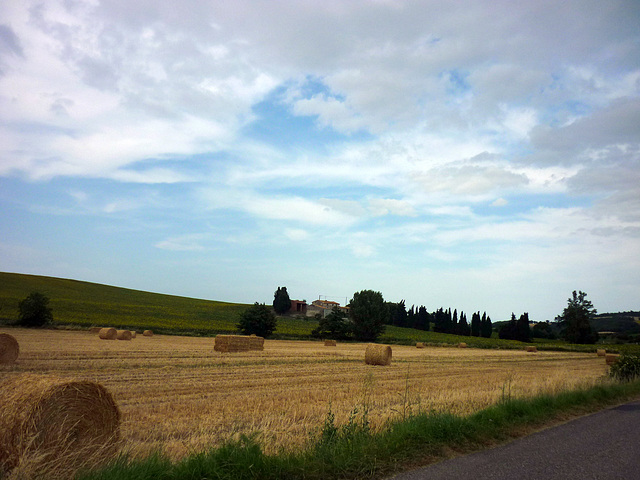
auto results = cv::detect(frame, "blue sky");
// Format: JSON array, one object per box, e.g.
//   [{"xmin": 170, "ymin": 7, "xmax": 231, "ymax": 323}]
[{"xmin": 1, "ymin": 0, "xmax": 639, "ymax": 321}]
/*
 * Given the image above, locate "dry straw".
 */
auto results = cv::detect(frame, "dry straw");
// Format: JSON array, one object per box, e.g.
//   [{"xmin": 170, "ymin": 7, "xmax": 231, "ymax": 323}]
[
  {"xmin": 214, "ymin": 335, "xmax": 264, "ymax": 352},
  {"xmin": 526, "ymin": 346, "xmax": 538, "ymax": 352},
  {"xmin": 98, "ymin": 328, "xmax": 117, "ymax": 340},
  {"xmin": 0, "ymin": 374, "xmax": 121, "ymax": 478},
  {"xmin": 416, "ymin": 342, "xmax": 425, "ymax": 349},
  {"xmin": 606, "ymin": 354, "xmax": 620, "ymax": 365},
  {"xmin": 324, "ymin": 340, "xmax": 337, "ymax": 347},
  {"xmin": 116, "ymin": 330, "xmax": 132, "ymax": 341},
  {"xmin": 142, "ymin": 330, "xmax": 154, "ymax": 337},
  {"xmin": 0, "ymin": 333, "xmax": 19, "ymax": 365},
  {"xmin": 458, "ymin": 342, "xmax": 468, "ymax": 348},
  {"xmin": 364, "ymin": 343, "xmax": 392, "ymax": 366},
  {"xmin": 596, "ymin": 349, "xmax": 606, "ymax": 357}
]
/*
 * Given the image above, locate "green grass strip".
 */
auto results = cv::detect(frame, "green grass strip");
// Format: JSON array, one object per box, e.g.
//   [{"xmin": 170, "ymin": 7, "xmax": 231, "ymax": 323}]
[{"xmin": 78, "ymin": 380, "xmax": 640, "ymax": 480}]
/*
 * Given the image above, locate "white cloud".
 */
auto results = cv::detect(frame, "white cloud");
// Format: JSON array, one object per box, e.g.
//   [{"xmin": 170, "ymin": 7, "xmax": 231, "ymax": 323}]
[{"xmin": 155, "ymin": 234, "xmax": 209, "ymax": 251}]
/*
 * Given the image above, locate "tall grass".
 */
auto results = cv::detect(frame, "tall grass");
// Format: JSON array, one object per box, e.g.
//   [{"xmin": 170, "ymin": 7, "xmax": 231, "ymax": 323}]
[{"xmin": 77, "ymin": 380, "xmax": 640, "ymax": 480}]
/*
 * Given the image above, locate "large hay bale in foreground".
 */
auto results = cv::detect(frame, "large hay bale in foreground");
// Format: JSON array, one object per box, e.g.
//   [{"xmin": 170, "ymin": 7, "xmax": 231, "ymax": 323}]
[
  {"xmin": 214, "ymin": 335, "xmax": 264, "ymax": 352},
  {"xmin": 116, "ymin": 330, "xmax": 132, "ymax": 341},
  {"xmin": 324, "ymin": 340, "xmax": 337, "ymax": 347},
  {"xmin": 606, "ymin": 354, "xmax": 620, "ymax": 365},
  {"xmin": 596, "ymin": 349, "xmax": 606, "ymax": 357},
  {"xmin": 142, "ymin": 330, "xmax": 154, "ymax": 337},
  {"xmin": 0, "ymin": 333, "xmax": 19, "ymax": 365},
  {"xmin": 365, "ymin": 344, "xmax": 392, "ymax": 366},
  {"xmin": 98, "ymin": 328, "xmax": 117, "ymax": 340},
  {"xmin": 0, "ymin": 374, "xmax": 121, "ymax": 476},
  {"xmin": 526, "ymin": 346, "xmax": 538, "ymax": 352},
  {"xmin": 89, "ymin": 327, "xmax": 102, "ymax": 334},
  {"xmin": 416, "ymin": 342, "xmax": 425, "ymax": 349}
]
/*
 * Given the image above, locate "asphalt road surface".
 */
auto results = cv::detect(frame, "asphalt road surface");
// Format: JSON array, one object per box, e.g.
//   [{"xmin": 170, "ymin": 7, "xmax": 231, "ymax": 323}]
[{"xmin": 389, "ymin": 400, "xmax": 640, "ymax": 480}]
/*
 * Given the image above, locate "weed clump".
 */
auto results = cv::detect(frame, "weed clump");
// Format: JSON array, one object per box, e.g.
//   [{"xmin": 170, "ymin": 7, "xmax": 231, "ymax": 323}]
[{"xmin": 609, "ymin": 354, "xmax": 640, "ymax": 382}]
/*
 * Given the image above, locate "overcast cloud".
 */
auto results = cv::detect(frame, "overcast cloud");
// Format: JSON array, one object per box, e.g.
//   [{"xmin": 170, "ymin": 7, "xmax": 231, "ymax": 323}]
[{"xmin": 1, "ymin": 0, "xmax": 638, "ymax": 320}]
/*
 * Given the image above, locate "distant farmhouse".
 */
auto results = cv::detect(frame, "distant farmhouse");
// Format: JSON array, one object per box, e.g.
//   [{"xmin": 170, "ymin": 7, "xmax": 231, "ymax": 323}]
[{"xmin": 306, "ymin": 299, "xmax": 349, "ymax": 318}]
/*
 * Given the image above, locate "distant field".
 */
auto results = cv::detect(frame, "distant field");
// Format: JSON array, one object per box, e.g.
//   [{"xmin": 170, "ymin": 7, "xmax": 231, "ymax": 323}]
[{"xmin": 0, "ymin": 328, "xmax": 612, "ymax": 461}]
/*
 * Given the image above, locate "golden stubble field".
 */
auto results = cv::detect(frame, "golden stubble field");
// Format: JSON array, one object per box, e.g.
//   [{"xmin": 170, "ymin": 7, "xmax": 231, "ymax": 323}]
[{"xmin": 0, "ymin": 328, "xmax": 610, "ymax": 460}]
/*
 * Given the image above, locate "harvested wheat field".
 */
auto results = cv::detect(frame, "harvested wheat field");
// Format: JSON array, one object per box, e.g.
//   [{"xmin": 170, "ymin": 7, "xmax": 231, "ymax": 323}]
[{"xmin": 0, "ymin": 328, "xmax": 610, "ymax": 462}]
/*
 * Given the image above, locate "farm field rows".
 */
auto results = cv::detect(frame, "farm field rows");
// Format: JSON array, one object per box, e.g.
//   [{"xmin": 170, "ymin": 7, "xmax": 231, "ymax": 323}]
[{"xmin": 0, "ymin": 328, "xmax": 611, "ymax": 461}]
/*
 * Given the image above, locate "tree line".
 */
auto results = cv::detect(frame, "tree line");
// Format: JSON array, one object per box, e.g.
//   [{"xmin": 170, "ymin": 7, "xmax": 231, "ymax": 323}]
[{"xmin": 387, "ymin": 301, "xmax": 493, "ymax": 338}]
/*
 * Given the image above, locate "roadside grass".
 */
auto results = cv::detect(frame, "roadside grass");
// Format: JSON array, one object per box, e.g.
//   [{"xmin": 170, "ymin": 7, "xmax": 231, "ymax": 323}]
[{"xmin": 77, "ymin": 379, "xmax": 640, "ymax": 480}]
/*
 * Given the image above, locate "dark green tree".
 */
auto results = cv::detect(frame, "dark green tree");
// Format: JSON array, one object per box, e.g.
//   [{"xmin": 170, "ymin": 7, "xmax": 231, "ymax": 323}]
[
  {"xmin": 273, "ymin": 287, "xmax": 291, "ymax": 315},
  {"xmin": 499, "ymin": 313, "xmax": 518, "ymax": 340},
  {"xmin": 556, "ymin": 290, "xmax": 598, "ymax": 344},
  {"xmin": 471, "ymin": 312, "xmax": 481, "ymax": 337},
  {"xmin": 238, "ymin": 303, "xmax": 278, "ymax": 337},
  {"xmin": 480, "ymin": 313, "xmax": 493, "ymax": 338},
  {"xmin": 516, "ymin": 312, "xmax": 532, "ymax": 342},
  {"xmin": 407, "ymin": 305, "xmax": 416, "ymax": 329},
  {"xmin": 388, "ymin": 300, "xmax": 407, "ymax": 327},
  {"xmin": 17, "ymin": 291, "xmax": 53, "ymax": 327},
  {"xmin": 433, "ymin": 308, "xmax": 446, "ymax": 333},
  {"xmin": 532, "ymin": 320, "xmax": 557, "ymax": 339},
  {"xmin": 458, "ymin": 312, "xmax": 471, "ymax": 336},
  {"xmin": 312, "ymin": 306, "xmax": 352, "ymax": 340},
  {"xmin": 349, "ymin": 290, "xmax": 387, "ymax": 342},
  {"xmin": 416, "ymin": 305, "xmax": 430, "ymax": 331}
]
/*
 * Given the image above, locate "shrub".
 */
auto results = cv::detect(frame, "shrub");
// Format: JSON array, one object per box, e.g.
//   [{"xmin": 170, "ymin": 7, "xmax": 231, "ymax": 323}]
[
  {"xmin": 17, "ymin": 292, "xmax": 53, "ymax": 327},
  {"xmin": 609, "ymin": 354, "xmax": 640, "ymax": 382},
  {"xmin": 237, "ymin": 303, "xmax": 277, "ymax": 338}
]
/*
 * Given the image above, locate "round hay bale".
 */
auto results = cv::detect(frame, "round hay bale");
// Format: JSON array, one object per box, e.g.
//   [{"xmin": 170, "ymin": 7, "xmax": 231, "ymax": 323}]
[
  {"xmin": 526, "ymin": 346, "xmax": 537, "ymax": 352},
  {"xmin": 0, "ymin": 374, "xmax": 121, "ymax": 476},
  {"xmin": 0, "ymin": 333, "xmax": 19, "ymax": 365},
  {"xmin": 324, "ymin": 340, "xmax": 337, "ymax": 347},
  {"xmin": 458, "ymin": 342, "xmax": 467, "ymax": 348},
  {"xmin": 365, "ymin": 343, "xmax": 392, "ymax": 366},
  {"xmin": 142, "ymin": 330, "xmax": 153, "ymax": 337},
  {"xmin": 98, "ymin": 328, "xmax": 117, "ymax": 340},
  {"xmin": 131, "ymin": 331, "xmax": 137, "ymax": 338},
  {"xmin": 89, "ymin": 327, "xmax": 102, "ymax": 334},
  {"xmin": 416, "ymin": 342, "xmax": 425, "ymax": 348},
  {"xmin": 606, "ymin": 354, "xmax": 620, "ymax": 365},
  {"xmin": 116, "ymin": 330, "xmax": 132, "ymax": 341},
  {"xmin": 596, "ymin": 349, "xmax": 606, "ymax": 357}
]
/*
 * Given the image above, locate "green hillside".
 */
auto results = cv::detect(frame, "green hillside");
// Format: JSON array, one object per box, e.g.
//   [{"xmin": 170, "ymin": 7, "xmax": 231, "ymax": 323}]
[{"xmin": 0, "ymin": 272, "xmax": 251, "ymax": 335}]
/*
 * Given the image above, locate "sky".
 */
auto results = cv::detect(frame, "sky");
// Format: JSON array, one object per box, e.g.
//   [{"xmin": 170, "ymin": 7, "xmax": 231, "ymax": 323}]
[{"xmin": 1, "ymin": 0, "xmax": 639, "ymax": 321}]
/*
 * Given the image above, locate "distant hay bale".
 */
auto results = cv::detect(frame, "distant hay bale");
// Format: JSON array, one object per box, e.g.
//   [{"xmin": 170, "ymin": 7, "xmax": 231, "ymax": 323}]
[
  {"xmin": 142, "ymin": 330, "xmax": 154, "ymax": 337},
  {"xmin": 526, "ymin": 346, "xmax": 537, "ymax": 352},
  {"xmin": 596, "ymin": 349, "xmax": 606, "ymax": 357},
  {"xmin": 606, "ymin": 354, "xmax": 620, "ymax": 365},
  {"xmin": 214, "ymin": 335, "xmax": 264, "ymax": 352},
  {"xmin": 116, "ymin": 330, "xmax": 132, "ymax": 341},
  {"xmin": 365, "ymin": 344, "xmax": 392, "ymax": 366},
  {"xmin": 89, "ymin": 327, "xmax": 102, "ymax": 334},
  {"xmin": 416, "ymin": 342, "xmax": 425, "ymax": 348},
  {"xmin": 0, "ymin": 374, "xmax": 121, "ymax": 476},
  {"xmin": 458, "ymin": 342, "xmax": 468, "ymax": 348},
  {"xmin": 324, "ymin": 340, "xmax": 337, "ymax": 347},
  {"xmin": 0, "ymin": 333, "xmax": 19, "ymax": 365},
  {"xmin": 131, "ymin": 331, "xmax": 136, "ymax": 338},
  {"xmin": 98, "ymin": 328, "xmax": 117, "ymax": 340}
]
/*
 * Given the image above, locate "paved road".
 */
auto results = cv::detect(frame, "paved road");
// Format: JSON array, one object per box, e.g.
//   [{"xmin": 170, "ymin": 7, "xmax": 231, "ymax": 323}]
[{"xmin": 389, "ymin": 400, "xmax": 640, "ymax": 480}]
